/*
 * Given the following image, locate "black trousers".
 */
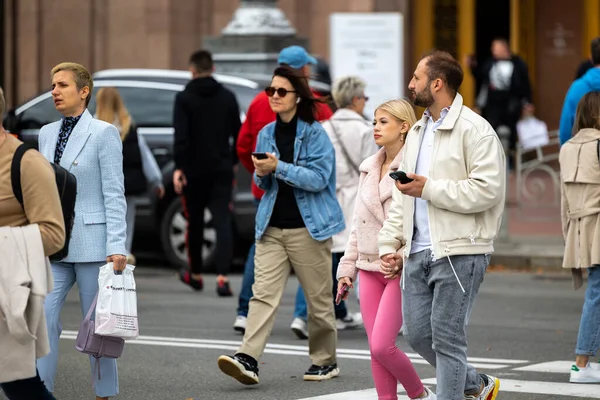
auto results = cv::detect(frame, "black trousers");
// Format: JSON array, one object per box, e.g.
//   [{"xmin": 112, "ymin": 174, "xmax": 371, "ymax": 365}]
[
  {"xmin": 0, "ymin": 370, "xmax": 56, "ymax": 400},
  {"xmin": 182, "ymin": 173, "xmax": 233, "ymax": 276},
  {"xmin": 483, "ymin": 104, "xmax": 519, "ymax": 168}
]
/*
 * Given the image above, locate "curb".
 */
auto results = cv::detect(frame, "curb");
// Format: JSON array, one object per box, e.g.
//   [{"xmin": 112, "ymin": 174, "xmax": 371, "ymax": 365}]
[{"xmin": 491, "ymin": 239, "xmax": 564, "ymax": 271}]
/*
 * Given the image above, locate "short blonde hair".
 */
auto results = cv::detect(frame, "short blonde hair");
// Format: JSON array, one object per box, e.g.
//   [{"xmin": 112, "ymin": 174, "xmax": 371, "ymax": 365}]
[
  {"xmin": 331, "ymin": 76, "xmax": 367, "ymax": 109},
  {"xmin": 0, "ymin": 87, "xmax": 5, "ymax": 118},
  {"xmin": 51, "ymin": 62, "xmax": 93, "ymax": 106},
  {"xmin": 375, "ymin": 99, "xmax": 417, "ymax": 128}
]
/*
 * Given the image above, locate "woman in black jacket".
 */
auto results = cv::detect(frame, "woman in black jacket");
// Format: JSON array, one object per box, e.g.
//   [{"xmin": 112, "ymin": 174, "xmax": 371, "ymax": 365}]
[{"xmin": 96, "ymin": 88, "xmax": 165, "ymax": 264}]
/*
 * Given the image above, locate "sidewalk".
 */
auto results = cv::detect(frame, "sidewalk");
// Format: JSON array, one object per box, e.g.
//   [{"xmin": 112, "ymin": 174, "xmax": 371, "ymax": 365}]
[
  {"xmin": 492, "ymin": 235, "xmax": 565, "ymax": 271},
  {"xmin": 492, "ymin": 171, "xmax": 565, "ymax": 271}
]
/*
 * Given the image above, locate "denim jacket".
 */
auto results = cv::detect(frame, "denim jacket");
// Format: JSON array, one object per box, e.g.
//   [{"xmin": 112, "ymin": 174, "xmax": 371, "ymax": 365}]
[{"xmin": 253, "ymin": 117, "xmax": 345, "ymax": 241}]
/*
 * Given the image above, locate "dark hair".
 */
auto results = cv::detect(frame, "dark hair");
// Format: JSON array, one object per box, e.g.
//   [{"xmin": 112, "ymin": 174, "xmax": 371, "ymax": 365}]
[
  {"xmin": 492, "ymin": 38, "xmax": 509, "ymax": 48},
  {"xmin": 573, "ymin": 91, "xmax": 600, "ymax": 133},
  {"xmin": 189, "ymin": 50, "xmax": 213, "ymax": 73},
  {"xmin": 591, "ymin": 37, "xmax": 600, "ymax": 66},
  {"xmin": 272, "ymin": 65, "xmax": 324, "ymax": 124},
  {"xmin": 422, "ymin": 50, "xmax": 464, "ymax": 96}
]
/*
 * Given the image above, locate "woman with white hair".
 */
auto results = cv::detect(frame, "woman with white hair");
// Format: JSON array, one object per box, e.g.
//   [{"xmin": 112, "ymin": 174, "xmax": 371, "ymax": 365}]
[{"xmin": 322, "ymin": 76, "xmax": 378, "ymax": 329}]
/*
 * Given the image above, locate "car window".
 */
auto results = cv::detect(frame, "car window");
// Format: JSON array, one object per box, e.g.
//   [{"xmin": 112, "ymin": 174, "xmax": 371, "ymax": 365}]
[
  {"xmin": 17, "ymin": 95, "xmax": 61, "ymax": 129},
  {"xmin": 16, "ymin": 83, "xmax": 259, "ymax": 131},
  {"xmin": 225, "ymin": 85, "xmax": 259, "ymax": 113},
  {"xmin": 88, "ymin": 87, "xmax": 178, "ymax": 127}
]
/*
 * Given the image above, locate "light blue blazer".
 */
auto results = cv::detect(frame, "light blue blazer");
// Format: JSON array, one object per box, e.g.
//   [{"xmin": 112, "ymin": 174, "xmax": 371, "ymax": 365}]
[{"xmin": 38, "ymin": 109, "xmax": 127, "ymax": 263}]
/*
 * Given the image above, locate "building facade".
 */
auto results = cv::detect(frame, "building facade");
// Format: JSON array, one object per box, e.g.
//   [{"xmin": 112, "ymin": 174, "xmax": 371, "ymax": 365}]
[{"xmin": 3, "ymin": 0, "xmax": 598, "ymax": 129}]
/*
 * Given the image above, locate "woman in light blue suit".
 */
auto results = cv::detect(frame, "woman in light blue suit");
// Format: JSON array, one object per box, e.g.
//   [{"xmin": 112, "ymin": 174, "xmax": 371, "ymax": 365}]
[{"xmin": 36, "ymin": 62, "xmax": 127, "ymax": 400}]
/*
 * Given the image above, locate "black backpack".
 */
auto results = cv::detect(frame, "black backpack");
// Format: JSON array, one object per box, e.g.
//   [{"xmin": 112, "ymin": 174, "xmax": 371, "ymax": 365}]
[{"xmin": 11, "ymin": 143, "xmax": 77, "ymax": 261}]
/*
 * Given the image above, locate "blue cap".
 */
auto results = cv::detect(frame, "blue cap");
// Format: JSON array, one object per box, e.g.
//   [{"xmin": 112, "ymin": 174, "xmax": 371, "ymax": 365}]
[{"xmin": 278, "ymin": 46, "xmax": 317, "ymax": 69}]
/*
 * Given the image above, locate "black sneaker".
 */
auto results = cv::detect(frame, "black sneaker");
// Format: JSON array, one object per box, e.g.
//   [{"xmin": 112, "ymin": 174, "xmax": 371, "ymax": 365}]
[
  {"xmin": 217, "ymin": 353, "xmax": 259, "ymax": 385},
  {"xmin": 179, "ymin": 269, "xmax": 203, "ymax": 291},
  {"xmin": 303, "ymin": 363, "xmax": 340, "ymax": 381},
  {"xmin": 217, "ymin": 279, "xmax": 233, "ymax": 297}
]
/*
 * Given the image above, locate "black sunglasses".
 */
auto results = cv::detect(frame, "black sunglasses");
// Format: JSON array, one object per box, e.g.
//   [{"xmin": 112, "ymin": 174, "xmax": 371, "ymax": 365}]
[{"xmin": 265, "ymin": 86, "xmax": 296, "ymax": 97}]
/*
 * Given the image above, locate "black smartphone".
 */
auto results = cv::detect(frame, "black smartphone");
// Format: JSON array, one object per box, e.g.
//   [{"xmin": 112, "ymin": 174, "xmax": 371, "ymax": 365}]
[
  {"xmin": 252, "ymin": 152, "xmax": 268, "ymax": 160},
  {"xmin": 389, "ymin": 170, "xmax": 414, "ymax": 184}
]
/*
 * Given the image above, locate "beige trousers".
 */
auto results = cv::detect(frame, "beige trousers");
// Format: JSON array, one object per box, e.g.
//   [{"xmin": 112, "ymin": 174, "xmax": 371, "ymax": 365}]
[{"xmin": 238, "ymin": 227, "xmax": 337, "ymax": 366}]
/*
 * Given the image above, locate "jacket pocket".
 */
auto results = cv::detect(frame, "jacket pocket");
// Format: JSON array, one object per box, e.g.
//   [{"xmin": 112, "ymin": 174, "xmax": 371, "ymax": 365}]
[
  {"xmin": 83, "ymin": 212, "xmax": 106, "ymax": 225},
  {"xmin": 7, "ymin": 286, "xmax": 36, "ymax": 344}
]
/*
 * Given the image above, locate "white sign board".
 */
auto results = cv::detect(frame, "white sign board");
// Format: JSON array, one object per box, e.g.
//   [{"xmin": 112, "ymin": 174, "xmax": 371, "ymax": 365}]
[{"xmin": 330, "ymin": 13, "xmax": 403, "ymax": 119}]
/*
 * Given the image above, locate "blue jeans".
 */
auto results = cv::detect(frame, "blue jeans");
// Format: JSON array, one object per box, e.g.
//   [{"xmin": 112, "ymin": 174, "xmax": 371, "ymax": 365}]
[
  {"xmin": 37, "ymin": 262, "xmax": 119, "ymax": 398},
  {"xmin": 576, "ymin": 266, "xmax": 600, "ymax": 356},
  {"xmin": 402, "ymin": 249, "xmax": 489, "ymax": 399},
  {"xmin": 294, "ymin": 252, "xmax": 348, "ymax": 321}
]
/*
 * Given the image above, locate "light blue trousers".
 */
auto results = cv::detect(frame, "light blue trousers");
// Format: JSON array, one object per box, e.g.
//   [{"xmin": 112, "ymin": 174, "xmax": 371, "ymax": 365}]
[{"xmin": 37, "ymin": 262, "xmax": 119, "ymax": 398}]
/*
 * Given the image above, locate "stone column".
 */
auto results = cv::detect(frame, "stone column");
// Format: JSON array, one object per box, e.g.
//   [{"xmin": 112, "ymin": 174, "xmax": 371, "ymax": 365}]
[{"xmin": 203, "ymin": 0, "xmax": 309, "ymax": 75}]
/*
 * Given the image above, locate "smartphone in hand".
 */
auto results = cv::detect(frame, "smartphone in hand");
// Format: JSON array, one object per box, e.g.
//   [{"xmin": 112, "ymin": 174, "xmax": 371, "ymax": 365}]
[
  {"xmin": 252, "ymin": 152, "xmax": 268, "ymax": 160},
  {"xmin": 389, "ymin": 170, "xmax": 414, "ymax": 184},
  {"xmin": 335, "ymin": 284, "xmax": 349, "ymax": 305}
]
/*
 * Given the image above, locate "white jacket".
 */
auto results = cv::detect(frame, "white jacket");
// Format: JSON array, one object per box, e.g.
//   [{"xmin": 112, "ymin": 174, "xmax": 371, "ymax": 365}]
[
  {"xmin": 323, "ymin": 108, "xmax": 378, "ymax": 253},
  {"xmin": 378, "ymin": 93, "xmax": 506, "ymax": 262},
  {"xmin": 0, "ymin": 225, "xmax": 53, "ymax": 383}
]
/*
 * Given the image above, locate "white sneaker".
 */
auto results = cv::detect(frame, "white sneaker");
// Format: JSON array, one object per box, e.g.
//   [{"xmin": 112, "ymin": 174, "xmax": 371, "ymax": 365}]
[
  {"xmin": 233, "ymin": 315, "xmax": 247, "ymax": 333},
  {"xmin": 336, "ymin": 312, "xmax": 363, "ymax": 330},
  {"xmin": 570, "ymin": 363, "xmax": 600, "ymax": 383},
  {"xmin": 290, "ymin": 317, "xmax": 308, "ymax": 339},
  {"xmin": 418, "ymin": 386, "xmax": 436, "ymax": 400}
]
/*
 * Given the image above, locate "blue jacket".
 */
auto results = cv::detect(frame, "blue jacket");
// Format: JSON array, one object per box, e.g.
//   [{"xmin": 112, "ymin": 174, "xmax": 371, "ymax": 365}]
[
  {"xmin": 253, "ymin": 118, "xmax": 345, "ymax": 241},
  {"xmin": 38, "ymin": 109, "xmax": 128, "ymax": 262},
  {"xmin": 559, "ymin": 67, "xmax": 600, "ymax": 145}
]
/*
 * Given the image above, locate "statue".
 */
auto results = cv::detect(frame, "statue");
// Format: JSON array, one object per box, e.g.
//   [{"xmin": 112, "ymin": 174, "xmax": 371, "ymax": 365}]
[{"xmin": 222, "ymin": 0, "xmax": 295, "ymax": 36}]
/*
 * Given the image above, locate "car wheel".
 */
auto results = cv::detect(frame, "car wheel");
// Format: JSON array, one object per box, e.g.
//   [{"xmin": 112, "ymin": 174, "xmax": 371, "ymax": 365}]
[{"xmin": 160, "ymin": 197, "xmax": 217, "ymax": 271}]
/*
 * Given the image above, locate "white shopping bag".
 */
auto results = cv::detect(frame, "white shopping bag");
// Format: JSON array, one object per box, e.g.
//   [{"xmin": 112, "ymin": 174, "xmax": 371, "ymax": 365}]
[
  {"xmin": 517, "ymin": 116, "xmax": 549, "ymax": 150},
  {"xmin": 95, "ymin": 263, "xmax": 139, "ymax": 339}
]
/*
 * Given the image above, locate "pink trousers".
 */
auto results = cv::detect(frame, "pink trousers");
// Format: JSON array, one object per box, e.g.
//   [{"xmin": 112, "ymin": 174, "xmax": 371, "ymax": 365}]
[{"xmin": 359, "ymin": 270, "xmax": 424, "ymax": 400}]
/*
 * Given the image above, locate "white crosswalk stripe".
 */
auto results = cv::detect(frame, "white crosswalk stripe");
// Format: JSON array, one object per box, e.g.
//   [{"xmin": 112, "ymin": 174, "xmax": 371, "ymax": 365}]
[
  {"xmin": 299, "ymin": 379, "xmax": 600, "ymax": 400},
  {"xmin": 297, "ymin": 360, "xmax": 600, "ymax": 399},
  {"xmin": 59, "ymin": 330, "xmax": 523, "ymax": 369}
]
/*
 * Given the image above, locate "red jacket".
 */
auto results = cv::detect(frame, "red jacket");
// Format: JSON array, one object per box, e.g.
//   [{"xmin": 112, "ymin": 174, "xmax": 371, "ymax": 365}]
[{"xmin": 236, "ymin": 90, "xmax": 334, "ymax": 199}]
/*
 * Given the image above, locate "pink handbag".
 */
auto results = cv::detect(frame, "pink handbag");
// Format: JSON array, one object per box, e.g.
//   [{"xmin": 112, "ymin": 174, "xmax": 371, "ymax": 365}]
[{"xmin": 75, "ymin": 292, "xmax": 124, "ymax": 380}]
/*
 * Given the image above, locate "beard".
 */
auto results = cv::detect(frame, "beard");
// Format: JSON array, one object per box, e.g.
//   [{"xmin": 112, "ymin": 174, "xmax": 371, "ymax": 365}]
[{"xmin": 413, "ymin": 86, "xmax": 434, "ymax": 108}]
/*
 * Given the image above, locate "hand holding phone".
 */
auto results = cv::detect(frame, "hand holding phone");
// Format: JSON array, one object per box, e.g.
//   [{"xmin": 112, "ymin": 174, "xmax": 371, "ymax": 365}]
[
  {"xmin": 389, "ymin": 170, "xmax": 414, "ymax": 184},
  {"xmin": 335, "ymin": 283, "xmax": 350, "ymax": 305},
  {"xmin": 252, "ymin": 152, "xmax": 268, "ymax": 160}
]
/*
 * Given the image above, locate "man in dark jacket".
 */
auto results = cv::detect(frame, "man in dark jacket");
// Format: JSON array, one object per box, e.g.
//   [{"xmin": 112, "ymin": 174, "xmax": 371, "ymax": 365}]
[
  {"xmin": 173, "ymin": 50, "xmax": 241, "ymax": 296},
  {"xmin": 468, "ymin": 38, "xmax": 532, "ymax": 168}
]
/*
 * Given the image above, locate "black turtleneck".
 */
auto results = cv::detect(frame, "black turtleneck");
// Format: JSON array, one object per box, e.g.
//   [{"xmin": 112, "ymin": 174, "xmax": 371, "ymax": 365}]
[{"xmin": 269, "ymin": 114, "xmax": 305, "ymax": 229}]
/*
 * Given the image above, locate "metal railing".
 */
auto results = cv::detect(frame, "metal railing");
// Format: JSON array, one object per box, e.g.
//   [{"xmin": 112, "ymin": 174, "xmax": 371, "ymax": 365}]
[{"xmin": 514, "ymin": 129, "xmax": 561, "ymax": 219}]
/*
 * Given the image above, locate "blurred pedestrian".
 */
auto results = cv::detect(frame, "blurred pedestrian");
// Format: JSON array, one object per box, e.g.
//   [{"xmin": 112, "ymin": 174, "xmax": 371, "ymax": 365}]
[
  {"xmin": 559, "ymin": 91, "xmax": 600, "ymax": 384},
  {"xmin": 233, "ymin": 45, "xmax": 334, "ymax": 337},
  {"xmin": 467, "ymin": 38, "xmax": 532, "ymax": 168},
  {"xmin": 173, "ymin": 50, "xmax": 241, "ymax": 296},
  {"xmin": 0, "ymin": 87, "xmax": 64, "ymax": 400},
  {"xmin": 337, "ymin": 99, "xmax": 435, "ymax": 400},
  {"xmin": 218, "ymin": 65, "xmax": 344, "ymax": 385},
  {"xmin": 379, "ymin": 51, "xmax": 505, "ymax": 400},
  {"xmin": 559, "ymin": 37, "xmax": 600, "ymax": 145},
  {"xmin": 36, "ymin": 62, "xmax": 127, "ymax": 400},
  {"xmin": 95, "ymin": 87, "xmax": 165, "ymax": 265}
]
